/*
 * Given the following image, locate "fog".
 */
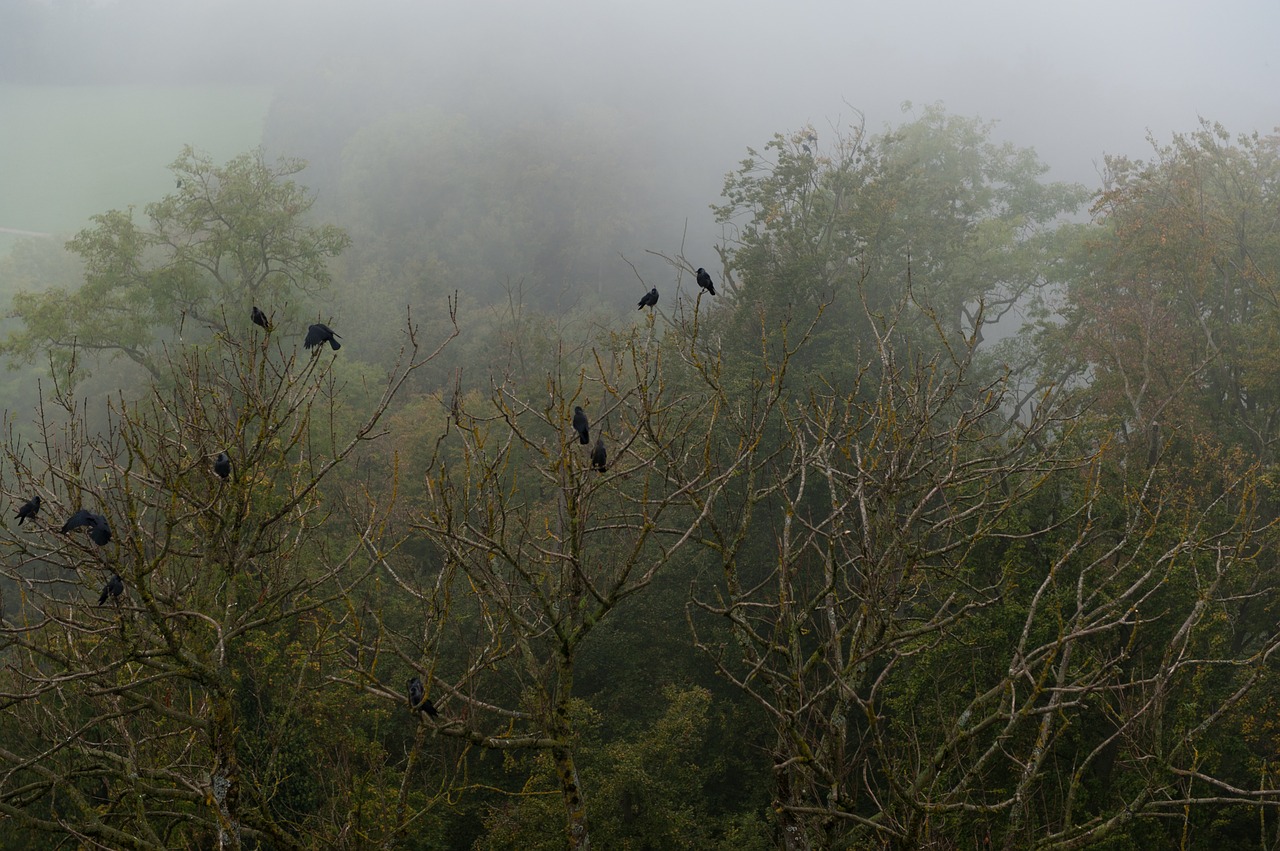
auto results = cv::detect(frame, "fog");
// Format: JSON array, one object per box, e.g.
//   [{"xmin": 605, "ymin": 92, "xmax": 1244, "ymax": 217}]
[
  {"xmin": 5, "ymin": 0, "xmax": 1276, "ymax": 180},
  {"xmin": 2, "ymin": 0, "xmax": 1277, "ymax": 294}
]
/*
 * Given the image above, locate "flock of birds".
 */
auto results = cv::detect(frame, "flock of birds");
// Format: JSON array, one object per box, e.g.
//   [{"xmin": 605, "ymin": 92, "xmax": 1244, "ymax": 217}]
[
  {"xmin": 637, "ymin": 266, "xmax": 716, "ymax": 311},
  {"xmin": 252, "ymin": 305, "xmax": 343, "ymax": 351},
  {"xmin": 9, "ymin": 307, "xmax": 345, "ymax": 612},
  {"xmin": 403, "ymin": 266, "xmax": 718, "ymax": 721},
  {"xmin": 12, "ymin": 270, "xmax": 720, "ymax": 723},
  {"xmin": 14, "ymin": 495, "xmax": 123, "ymax": 605}
]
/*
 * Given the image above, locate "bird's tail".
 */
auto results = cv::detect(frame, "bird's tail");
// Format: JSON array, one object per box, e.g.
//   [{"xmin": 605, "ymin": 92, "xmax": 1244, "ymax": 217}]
[{"xmin": 330, "ymin": 339, "xmax": 342, "ymax": 351}]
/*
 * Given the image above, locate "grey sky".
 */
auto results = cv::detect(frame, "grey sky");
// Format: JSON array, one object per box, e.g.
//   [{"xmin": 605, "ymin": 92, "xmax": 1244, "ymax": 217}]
[{"xmin": 5, "ymin": 0, "xmax": 1278, "ymax": 191}]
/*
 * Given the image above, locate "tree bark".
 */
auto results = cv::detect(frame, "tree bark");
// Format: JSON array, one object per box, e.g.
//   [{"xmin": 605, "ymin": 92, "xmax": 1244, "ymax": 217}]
[{"xmin": 551, "ymin": 655, "xmax": 590, "ymax": 850}]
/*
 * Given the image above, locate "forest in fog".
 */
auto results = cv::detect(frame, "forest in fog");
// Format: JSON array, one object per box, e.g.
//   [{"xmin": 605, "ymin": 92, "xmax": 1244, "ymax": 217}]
[{"xmin": 2, "ymin": 1, "xmax": 1280, "ymax": 849}]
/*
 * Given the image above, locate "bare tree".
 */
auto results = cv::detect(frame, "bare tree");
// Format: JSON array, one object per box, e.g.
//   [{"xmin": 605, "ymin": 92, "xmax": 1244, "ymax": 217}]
[
  {"xmin": 344, "ymin": 305, "xmax": 753, "ymax": 850},
  {"xmin": 688, "ymin": 287, "xmax": 1280, "ymax": 849},
  {"xmin": 0, "ymin": 306, "xmax": 455, "ymax": 850}
]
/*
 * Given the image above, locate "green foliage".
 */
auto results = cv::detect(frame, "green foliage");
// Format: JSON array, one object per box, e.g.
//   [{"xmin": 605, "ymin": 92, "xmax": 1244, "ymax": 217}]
[
  {"xmin": 713, "ymin": 104, "xmax": 1087, "ymax": 386},
  {"xmin": 476, "ymin": 687, "xmax": 772, "ymax": 850},
  {"xmin": 2, "ymin": 146, "xmax": 349, "ymax": 381},
  {"xmin": 1043, "ymin": 120, "xmax": 1280, "ymax": 462}
]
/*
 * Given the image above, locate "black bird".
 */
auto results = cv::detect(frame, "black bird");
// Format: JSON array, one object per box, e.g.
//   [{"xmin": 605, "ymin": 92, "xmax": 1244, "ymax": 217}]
[
  {"xmin": 304, "ymin": 323, "xmax": 341, "ymax": 351},
  {"xmin": 62, "ymin": 510, "xmax": 112, "ymax": 546},
  {"xmin": 14, "ymin": 495, "xmax": 41, "ymax": 525},
  {"xmin": 801, "ymin": 143, "xmax": 812, "ymax": 155},
  {"xmin": 637, "ymin": 288, "xmax": 659, "ymax": 310},
  {"xmin": 251, "ymin": 306, "xmax": 272, "ymax": 331},
  {"xmin": 213, "ymin": 451, "xmax": 231, "ymax": 480},
  {"xmin": 696, "ymin": 268, "xmax": 716, "ymax": 296},
  {"xmin": 591, "ymin": 436, "xmax": 607, "ymax": 473},
  {"xmin": 408, "ymin": 676, "xmax": 439, "ymax": 717},
  {"xmin": 98, "ymin": 573, "xmax": 123, "ymax": 606},
  {"xmin": 572, "ymin": 406, "xmax": 590, "ymax": 445}
]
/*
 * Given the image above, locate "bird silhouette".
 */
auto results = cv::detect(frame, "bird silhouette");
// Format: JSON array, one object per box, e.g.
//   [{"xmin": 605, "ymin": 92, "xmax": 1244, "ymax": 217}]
[
  {"xmin": 637, "ymin": 288, "xmax": 659, "ymax": 310},
  {"xmin": 251, "ymin": 306, "xmax": 272, "ymax": 331},
  {"xmin": 14, "ymin": 495, "xmax": 40, "ymax": 525},
  {"xmin": 696, "ymin": 268, "xmax": 716, "ymax": 296},
  {"xmin": 572, "ymin": 407, "xmax": 590, "ymax": 445},
  {"xmin": 98, "ymin": 573, "xmax": 123, "ymax": 606},
  {"xmin": 304, "ymin": 323, "xmax": 341, "ymax": 351},
  {"xmin": 213, "ymin": 451, "xmax": 231, "ymax": 480},
  {"xmin": 62, "ymin": 510, "xmax": 112, "ymax": 546},
  {"xmin": 591, "ymin": 436, "xmax": 607, "ymax": 473},
  {"xmin": 408, "ymin": 676, "xmax": 439, "ymax": 717}
]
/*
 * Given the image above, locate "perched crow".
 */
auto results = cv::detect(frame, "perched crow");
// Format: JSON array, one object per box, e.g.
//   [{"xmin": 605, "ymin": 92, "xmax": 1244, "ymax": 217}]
[
  {"xmin": 572, "ymin": 406, "xmax": 590, "ymax": 445},
  {"xmin": 98, "ymin": 573, "xmax": 123, "ymax": 606},
  {"xmin": 14, "ymin": 495, "xmax": 40, "ymax": 525},
  {"xmin": 591, "ymin": 436, "xmax": 607, "ymax": 473},
  {"xmin": 637, "ymin": 288, "xmax": 659, "ymax": 310},
  {"xmin": 251, "ymin": 306, "xmax": 272, "ymax": 331},
  {"xmin": 408, "ymin": 676, "xmax": 439, "ymax": 717},
  {"xmin": 696, "ymin": 268, "xmax": 716, "ymax": 296},
  {"xmin": 213, "ymin": 451, "xmax": 231, "ymax": 480},
  {"xmin": 801, "ymin": 143, "xmax": 812, "ymax": 155},
  {"xmin": 304, "ymin": 323, "xmax": 341, "ymax": 351},
  {"xmin": 62, "ymin": 510, "xmax": 112, "ymax": 546}
]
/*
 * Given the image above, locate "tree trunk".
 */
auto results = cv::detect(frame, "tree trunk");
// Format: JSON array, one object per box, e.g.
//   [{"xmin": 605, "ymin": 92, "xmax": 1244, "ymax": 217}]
[
  {"xmin": 210, "ymin": 690, "xmax": 242, "ymax": 851},
  {"xmin": 551, "ymin": 653, "xmax": 590, "ymax": 849},
  {"xmin": 552, "ymin": 742, "xmax": 590, "ymax": 850}
]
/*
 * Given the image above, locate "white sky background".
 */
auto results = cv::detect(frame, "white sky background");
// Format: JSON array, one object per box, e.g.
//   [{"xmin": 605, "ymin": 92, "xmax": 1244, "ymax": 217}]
[
  {"xmin": 7, "ymin": 0, "xmax": 1279, "ymax": 194},
  {"xmin": 328, "ymin": 0, "xmax": 1276, "ymax": 177},
  {"xmin": 536, "ymin": 0, "xmax": 1278, "ymax": 185}
]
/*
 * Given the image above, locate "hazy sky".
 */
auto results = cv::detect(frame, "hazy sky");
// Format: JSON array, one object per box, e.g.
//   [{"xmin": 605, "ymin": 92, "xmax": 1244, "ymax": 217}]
[{"xmin": 4, "ymin": 0, "xmax": 1277, "ymax": 190}]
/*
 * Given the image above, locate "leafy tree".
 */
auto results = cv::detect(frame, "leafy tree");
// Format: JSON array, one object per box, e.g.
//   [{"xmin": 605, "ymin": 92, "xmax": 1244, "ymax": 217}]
[
  {"xmin": 1043, "ymin": 121, "xmax": 1280, "ymax": 464},
  {"xmin": 2, "ymin": 146, "xmax": 349, "ymax": 380},
  {"xmin": 712, "ymin": 105, "xmax": 1086, "ymax": 383}
]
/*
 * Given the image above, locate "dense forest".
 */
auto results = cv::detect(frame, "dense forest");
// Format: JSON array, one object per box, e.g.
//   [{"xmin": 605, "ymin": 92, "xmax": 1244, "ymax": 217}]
[{"xmin": 3, "ymin": 19, "xmax": 1280, "ymax": 849}]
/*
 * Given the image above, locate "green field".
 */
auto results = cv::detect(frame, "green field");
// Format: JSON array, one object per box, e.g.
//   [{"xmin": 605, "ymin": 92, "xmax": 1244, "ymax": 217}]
[{"xmin": 0, "ymin": 84, "xmax": 272, "ymax": 255}]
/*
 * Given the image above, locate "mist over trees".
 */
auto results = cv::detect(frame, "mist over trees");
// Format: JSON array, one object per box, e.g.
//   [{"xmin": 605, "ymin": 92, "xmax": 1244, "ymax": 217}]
[{"xmin": 3, "ymin": 2, "xmax": 1280, "ymax": 849}]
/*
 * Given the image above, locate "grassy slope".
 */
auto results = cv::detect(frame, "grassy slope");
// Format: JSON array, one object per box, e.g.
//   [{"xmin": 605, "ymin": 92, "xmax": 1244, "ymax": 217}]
[{"xmin": 0, "ymin": 84, "xmax": 272, "ymax": 255}]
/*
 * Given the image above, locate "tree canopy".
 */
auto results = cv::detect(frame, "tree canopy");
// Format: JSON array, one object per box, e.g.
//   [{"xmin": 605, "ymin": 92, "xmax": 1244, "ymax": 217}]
[{"xmin": 5, "ymin": 108, "xmax": 1280, "ymax": 851}]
